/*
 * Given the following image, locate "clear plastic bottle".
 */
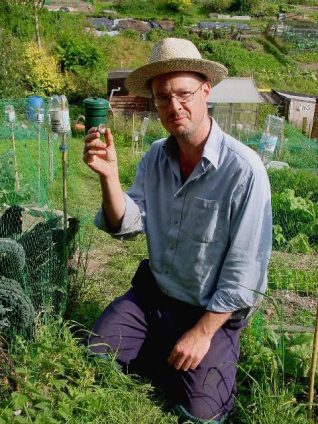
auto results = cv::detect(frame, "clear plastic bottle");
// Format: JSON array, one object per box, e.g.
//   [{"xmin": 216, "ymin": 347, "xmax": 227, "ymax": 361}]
[
  {"xmin": 48, "ymin": 95, "xmax": 71, "ymax": 134},
  {"xmin": 5, "ymin": 105, "xmax": 16, "ymax": 123},
  {"xmin": 258, "ymin": 115, "xmax": 284, "ymax": 166}
]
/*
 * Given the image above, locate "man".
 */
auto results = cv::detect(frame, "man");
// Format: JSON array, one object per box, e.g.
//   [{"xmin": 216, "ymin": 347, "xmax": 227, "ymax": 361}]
[{"xmin": 83, "ymin": 38, "xmax": 272, "ymax": 423}]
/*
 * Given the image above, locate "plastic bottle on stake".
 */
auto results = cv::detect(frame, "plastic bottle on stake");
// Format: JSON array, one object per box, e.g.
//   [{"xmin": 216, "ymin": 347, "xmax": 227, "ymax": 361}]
[
  {"xmin": 258, "ymin": 115, "xmax": 284, "ymax": 166},
  {"xmin": 48, "ymin": 95, "xmax": 71, "ymax": 134},
  {"xmin": 5, "ymin": 105, "xmax": 16, "ymax": 123}
]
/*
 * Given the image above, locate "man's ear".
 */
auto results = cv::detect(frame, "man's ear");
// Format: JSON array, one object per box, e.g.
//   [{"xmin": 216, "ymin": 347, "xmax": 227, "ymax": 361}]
[{"xmin": 202, "ymin": 81, "xmax": 211, "ymax": 100}]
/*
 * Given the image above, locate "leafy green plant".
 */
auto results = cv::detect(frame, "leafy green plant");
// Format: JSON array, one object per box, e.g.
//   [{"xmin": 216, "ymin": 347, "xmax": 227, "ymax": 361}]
[
  {"xmin": 268, "ymin": 168, "xmax": 318, "ymax": 202},
  {"xmin": 287, "ymin": 233, "xmax": 312, "ymax": 254},
  {"xmin": 56, "ymin": 38, "xmax": 101, "ymax": 73},
  {"xmin": 272, "ymin": 189, "xmax": 318, "ymax": 250}
]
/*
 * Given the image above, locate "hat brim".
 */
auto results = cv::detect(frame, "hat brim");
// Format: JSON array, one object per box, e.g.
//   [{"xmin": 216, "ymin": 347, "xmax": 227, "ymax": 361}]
[{"xmin": 125, "ymin": 58, "xmax": 228, "ymax": 98}]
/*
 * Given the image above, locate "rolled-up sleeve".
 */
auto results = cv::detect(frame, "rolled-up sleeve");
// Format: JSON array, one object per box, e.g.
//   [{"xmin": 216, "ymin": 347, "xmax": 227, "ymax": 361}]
[
  {"xmin": 207, "ymin": 168, "xmax": 272, "ymax": 313},
  {"xmin": 94, "ymin": 193, "xmax": 143, "ymax": 239}
]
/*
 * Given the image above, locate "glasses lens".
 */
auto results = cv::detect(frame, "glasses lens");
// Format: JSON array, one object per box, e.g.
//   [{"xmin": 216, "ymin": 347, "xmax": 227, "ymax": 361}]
[{"xmin": 154, "ymin": 83, "xmax": 205, "ymax": 107}]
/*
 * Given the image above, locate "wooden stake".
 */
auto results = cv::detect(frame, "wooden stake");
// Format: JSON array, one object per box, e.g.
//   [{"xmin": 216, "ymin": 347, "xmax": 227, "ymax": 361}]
[
  {"xmin": 37, "ymin": 121, "xmax": 41, "ymax": 202},
  {"xmin": 61, "ymin": 133, "xmax": 68, "ymax": 230},
  {"xmin": 10, "ymin": 122, "xmax": 20, "ymax": 191},
  {"xmin": 308, "ymin": 300, "xmax": 318, "ymax": 420},
  {"xmin": 60, "ymin": 96, "xmax": 68, "ymax": 230},
  {"xmin": 131, "ymin": 113, "xmax": 135, "ymax": 155},
  {"xmin": 47, "ymin": 126, "xmax": 53, "ymax": 184}
]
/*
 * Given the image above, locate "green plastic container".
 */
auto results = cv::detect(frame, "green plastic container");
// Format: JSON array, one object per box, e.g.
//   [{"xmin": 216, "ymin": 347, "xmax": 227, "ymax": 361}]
[{"xmin": 83, "ymin": 97, "xmax": 109, "ymax": 132}]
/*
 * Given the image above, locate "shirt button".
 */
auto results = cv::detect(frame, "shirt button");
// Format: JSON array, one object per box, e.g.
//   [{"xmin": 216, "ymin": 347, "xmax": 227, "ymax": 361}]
[{"xmin": 174, "ymin": 221, "xmax": 179, "ymax": 225}]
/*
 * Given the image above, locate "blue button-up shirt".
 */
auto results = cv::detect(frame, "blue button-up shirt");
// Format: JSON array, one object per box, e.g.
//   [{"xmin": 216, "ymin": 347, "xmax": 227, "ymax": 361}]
[{"xmin": 95, "ymin": 119, "xmax": 272, "ymax": 315}]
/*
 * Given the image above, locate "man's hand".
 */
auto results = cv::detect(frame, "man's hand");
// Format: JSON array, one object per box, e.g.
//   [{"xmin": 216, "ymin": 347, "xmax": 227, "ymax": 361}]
[
  {"xmin": 167, "ymin": 311, "xmax": 233, "ymax": 372},
  {"xmin": 83, "ymin": 127, "xmax": 125, "ymax": 230},
  {"xmin": 83, "ymin": 127, "xmax": 118, "ymax": 178},
  {"xmin": 167, "ymin": 327, "xmax": 211, "ymax": 371}
]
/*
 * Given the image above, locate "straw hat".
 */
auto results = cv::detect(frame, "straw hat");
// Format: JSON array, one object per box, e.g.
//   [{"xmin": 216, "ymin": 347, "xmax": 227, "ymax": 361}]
[{"xmin": 125, "ymin": 37, "xmax": 228, "ymax": 98}]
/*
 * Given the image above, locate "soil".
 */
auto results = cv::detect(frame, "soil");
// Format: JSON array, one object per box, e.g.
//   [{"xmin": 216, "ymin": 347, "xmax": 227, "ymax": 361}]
[
  {"xmin": 263, "ymin": 289, "xmax": 317, "ymax": 329},
  {"xmin": 270, "ymin": 251, "xmax": 318, "ymax": 271}
]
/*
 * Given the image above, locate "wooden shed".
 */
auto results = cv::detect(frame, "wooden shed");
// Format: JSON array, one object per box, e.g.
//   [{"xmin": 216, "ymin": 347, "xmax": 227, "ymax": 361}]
[
  {"xmin": 261, "ymin": 90, "xmax": 317, "ymax": 137},
  {"xmin": 311, "ymin": 100, "xmax": 318, "ymax": 139},
  {"xmin": 107, "ymin": 69, "xmax": 152, "ymax": 113}
]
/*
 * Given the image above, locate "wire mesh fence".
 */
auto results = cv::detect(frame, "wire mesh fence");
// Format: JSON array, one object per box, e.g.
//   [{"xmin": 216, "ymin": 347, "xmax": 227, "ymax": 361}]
[
  {"xmin": 0, "ymin": 98, "xmax": 79, "ymax": 339},
  {"xmin": 0, "ymin": 98, "xmax": 59, "ymax": 206}
]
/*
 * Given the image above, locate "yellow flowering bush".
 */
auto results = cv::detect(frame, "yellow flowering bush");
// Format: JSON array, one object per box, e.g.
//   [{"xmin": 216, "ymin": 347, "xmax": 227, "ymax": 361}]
[{"xmin": 24, "ymin": 42, "xmax": 65, "ymax": 96}]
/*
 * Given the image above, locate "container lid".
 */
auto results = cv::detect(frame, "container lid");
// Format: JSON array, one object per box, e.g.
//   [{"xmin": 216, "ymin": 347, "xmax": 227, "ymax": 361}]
[{"xmin": 83, "ymin": 97, "xmax": 109, "ymax": 108}]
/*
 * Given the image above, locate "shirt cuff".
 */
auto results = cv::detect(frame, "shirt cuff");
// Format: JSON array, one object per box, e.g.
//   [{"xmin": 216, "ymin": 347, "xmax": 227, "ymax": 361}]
[
  {"xmin": 94, "ymin": 193, "xmax": 143, "ymax": 238},
  {"xmin": 207, "ymin": 288, "xmax": 263, "ymax": 319}
]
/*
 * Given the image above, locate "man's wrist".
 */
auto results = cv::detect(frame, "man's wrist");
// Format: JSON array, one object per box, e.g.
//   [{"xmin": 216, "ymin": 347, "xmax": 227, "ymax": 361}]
[{"xmin": 194, "ymin": 311, "xmax": 233, "ymax": 339}]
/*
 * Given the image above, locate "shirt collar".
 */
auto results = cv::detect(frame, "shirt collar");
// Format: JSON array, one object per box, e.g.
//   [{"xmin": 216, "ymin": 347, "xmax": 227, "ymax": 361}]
[
  {"xmin": 202, "ymin": 118, "xmax": 223, "ymax": 169},
  {"xmin": 163, "ymin": 117, "xmax": 223, "ymax": 169}
]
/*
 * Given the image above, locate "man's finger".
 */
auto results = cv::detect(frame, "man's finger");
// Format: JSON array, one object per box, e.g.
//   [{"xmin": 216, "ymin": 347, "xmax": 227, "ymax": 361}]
[
  {"xmin": 84, "ymin": 139, "xmax": 107, "ymax": 151},
  {"xmin": 85, "ymin": 131, "xmax": 102, "ymax": 143},
  {"xmin": 105, "ymin": 127, "xmax": 114, "ymax": 147},
  {"xmin": 87, "ymin": 127, "xmax": 98, "ymax": 134},
  {"xmin": 180, "ymin": 358, "xmax": 193, "ymax": 372},
  {"xmin": 83, "ymin": 150, "xmax": 107, "ymax": 158}
]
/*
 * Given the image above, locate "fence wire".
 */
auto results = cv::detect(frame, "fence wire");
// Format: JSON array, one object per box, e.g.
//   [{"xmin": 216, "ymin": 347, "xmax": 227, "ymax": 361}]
[{"xmin": 0, "ymin": 98, "xmax": 79, "ymax": 339}]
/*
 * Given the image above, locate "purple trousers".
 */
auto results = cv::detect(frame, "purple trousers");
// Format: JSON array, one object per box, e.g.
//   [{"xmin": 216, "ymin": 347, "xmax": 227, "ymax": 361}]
[{"xmin": 88, "ymin": 260, "xmax": 247, "ymax": 422}]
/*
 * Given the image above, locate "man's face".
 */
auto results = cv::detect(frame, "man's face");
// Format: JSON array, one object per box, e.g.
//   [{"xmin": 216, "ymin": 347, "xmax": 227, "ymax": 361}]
[{"xmin": 151, "ymin": 72, "xmax": 211, "ymax": 140}]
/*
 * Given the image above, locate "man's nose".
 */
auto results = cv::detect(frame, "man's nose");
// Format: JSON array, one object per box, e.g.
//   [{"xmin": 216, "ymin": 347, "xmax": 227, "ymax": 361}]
[{"xmin": 168, "ymin": 96, "xmax": 183, "ymax": 111}]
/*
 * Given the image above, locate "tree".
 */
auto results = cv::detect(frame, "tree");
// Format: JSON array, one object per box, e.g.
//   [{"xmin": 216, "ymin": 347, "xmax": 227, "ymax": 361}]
[{"xmin": 7, "ymin": 0, "xmax": 45, "ymax": 49}]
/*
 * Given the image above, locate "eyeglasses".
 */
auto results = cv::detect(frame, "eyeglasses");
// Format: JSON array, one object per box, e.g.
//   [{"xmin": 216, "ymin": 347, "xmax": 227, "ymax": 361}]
[{"xmin": 153, "ymin": 81, "xmax": 206, "ymax": 108}]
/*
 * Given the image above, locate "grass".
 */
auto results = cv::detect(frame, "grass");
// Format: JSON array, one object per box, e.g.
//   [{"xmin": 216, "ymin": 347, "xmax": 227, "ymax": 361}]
[
  {"xmin": 0, "ymin": 320, "xmax": 177, "ymax": 423},
  {"xmin": 93, "ymin": 0, "xmax": 209, "ymax": 24}
]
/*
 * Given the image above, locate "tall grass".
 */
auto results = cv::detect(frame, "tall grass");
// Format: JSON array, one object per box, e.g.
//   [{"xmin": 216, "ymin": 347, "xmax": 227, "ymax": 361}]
[{"xmin": 0, "ymin": 320, "xmax": 177, "ymax": 423}]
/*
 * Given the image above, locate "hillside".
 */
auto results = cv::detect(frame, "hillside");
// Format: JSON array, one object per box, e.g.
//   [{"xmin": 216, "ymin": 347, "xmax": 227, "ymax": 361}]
[{"xmin": 0, "ymin": 0, "xmax": 317, "ymax": 100}]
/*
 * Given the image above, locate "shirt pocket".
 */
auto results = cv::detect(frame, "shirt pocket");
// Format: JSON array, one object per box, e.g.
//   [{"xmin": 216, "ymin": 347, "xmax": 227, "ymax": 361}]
[{"xmin": 183, "ymin": 197, "xmax": 225, "ymax": 243}]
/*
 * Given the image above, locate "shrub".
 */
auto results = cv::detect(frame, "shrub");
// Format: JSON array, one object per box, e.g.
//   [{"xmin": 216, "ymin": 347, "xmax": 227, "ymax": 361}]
[
  {"xmin": 250, "ymin": 0, "xmax": 279, "ymax": 16},
  {"xmin": 56, "ymin": 38, "xmax": 101, "ymax": 73},
  {"xmin": 201, "ymin": 0, "xmax": 235, "ymax": 13},
  {"xmin": 242, "ymin": 38, "xmax": 265, "ymax": 52},
  {"xmin": 237, "ymin": 0, "xmax": 278, "ymax": 15},
  {"xmin": 24, "ymin": 42, "xmax": 65, "ymax": 96},
  {"xmin": 0, "ymin": 31, "xmax": 29, "ymax": 98},
  {"xmin": 165, "ymin": 0, "xmax": 192, "ymax": 11}
]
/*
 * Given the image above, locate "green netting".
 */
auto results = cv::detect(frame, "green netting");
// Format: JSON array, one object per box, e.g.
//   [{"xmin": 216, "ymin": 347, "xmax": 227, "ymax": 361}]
[
  {"xmin": 0, "ymin": 98, "xmax": 79, "ymax": 339},
  {"xmin": 231, "ymin": 123, "xmax": 318, "ymax": 171},
  {"xmin": 0, "ymin": 98, "xmax": 59, "ymax": 207},
  {"xmin": 0, "ymin": 205, "xmax": 80, "ymax": 338}
]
